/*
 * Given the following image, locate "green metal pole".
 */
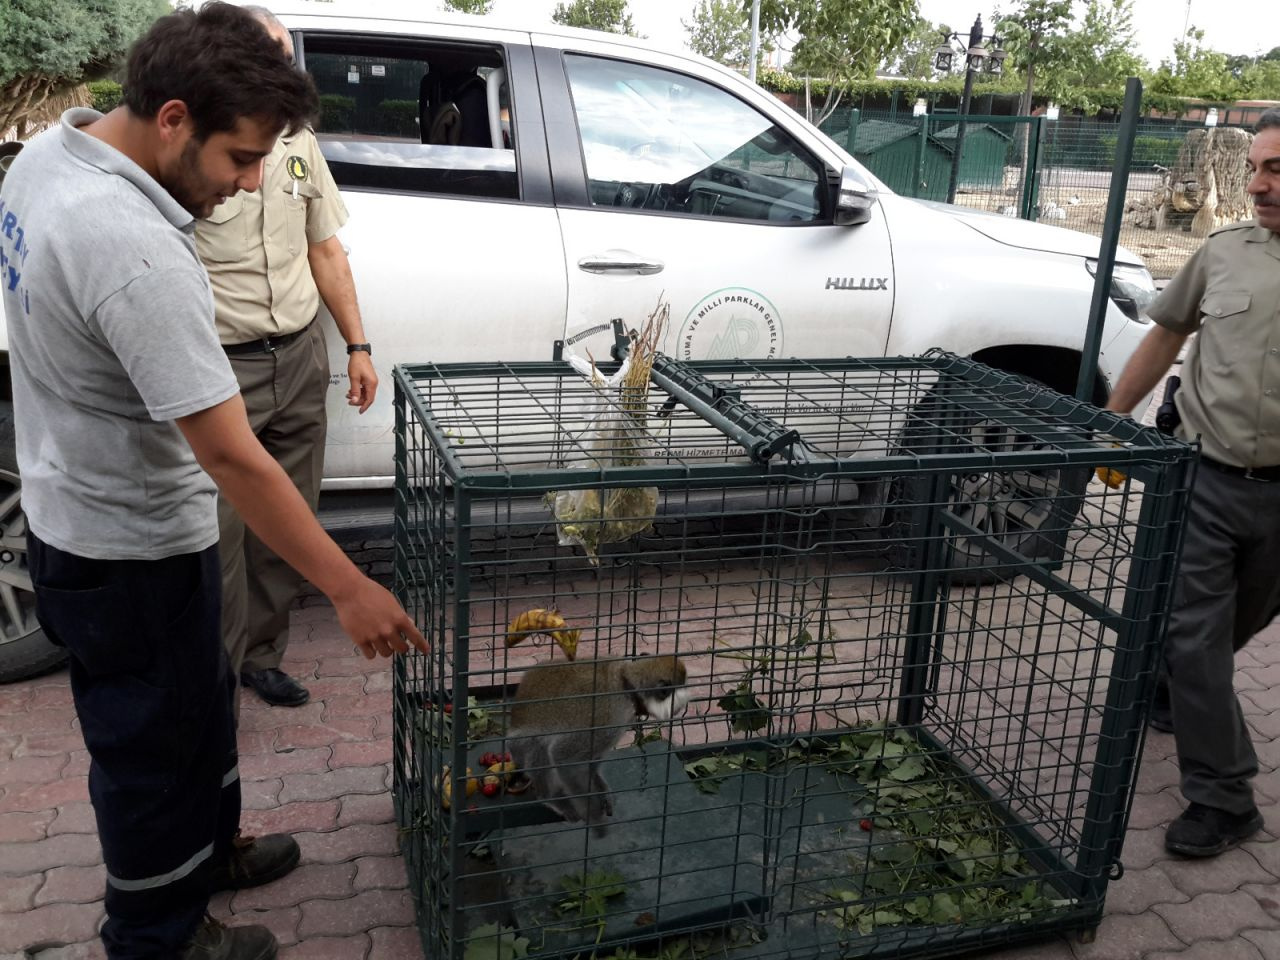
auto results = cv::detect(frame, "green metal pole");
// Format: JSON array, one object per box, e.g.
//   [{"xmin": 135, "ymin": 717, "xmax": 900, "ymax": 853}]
[
  {"xmin": 1019, "ymin": 116, "xmax": 1044, "ymax": 220},
  {"xmin": 844, "ymin": 107, "xmax": 861, "ymax": 155},
  {"xmin": 914, "ymin": 113, "xmax": 930, "ymax": 198},
  {"xmin": 1076, "ymin": 77, "xmax": 1142, "ymax": 402}
]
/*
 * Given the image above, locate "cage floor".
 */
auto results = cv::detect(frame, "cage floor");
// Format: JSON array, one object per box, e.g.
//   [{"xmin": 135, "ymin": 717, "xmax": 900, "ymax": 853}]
[{"xmin": 408, "ymin": 731, "xmax": 1087, "ymax": 960}]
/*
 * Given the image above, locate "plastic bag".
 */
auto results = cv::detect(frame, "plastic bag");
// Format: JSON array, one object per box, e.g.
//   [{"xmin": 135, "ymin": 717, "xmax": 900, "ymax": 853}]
[{"xmin": 552, "ymin": 353, "xmax": 658, "ymax": 564}]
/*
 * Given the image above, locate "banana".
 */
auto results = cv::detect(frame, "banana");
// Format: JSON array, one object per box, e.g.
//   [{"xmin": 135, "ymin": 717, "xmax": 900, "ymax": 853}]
[
  {"xmin": 506, "ymin": 608, "xmax": 567, "ymax": 645},
  {"xmin": 437, "ymin": 765, "xmax": 479, "ymax": 809},
  {"xmin": 506, "ymin": 609, "xmax": 579, "ymax": 659},
  {"xmin": 551, "ymin": 627, "xmax": 580, "ymax": 661}
]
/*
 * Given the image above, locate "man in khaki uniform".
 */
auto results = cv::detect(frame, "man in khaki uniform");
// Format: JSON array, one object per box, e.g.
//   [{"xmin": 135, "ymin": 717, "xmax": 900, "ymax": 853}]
[
  {"xmin": 1105, "ymin": 109, "xmax": 1280, "ymax": 858},
  {"xmin": 196, "ymin": 8, "xmax": 377, "ymax": 708}
]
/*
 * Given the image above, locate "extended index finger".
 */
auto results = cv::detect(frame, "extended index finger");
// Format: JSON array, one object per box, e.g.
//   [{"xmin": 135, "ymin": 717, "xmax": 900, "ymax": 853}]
[{"xmin": 401, "ymin": 618, "xmax": 429, "ymax": 654}]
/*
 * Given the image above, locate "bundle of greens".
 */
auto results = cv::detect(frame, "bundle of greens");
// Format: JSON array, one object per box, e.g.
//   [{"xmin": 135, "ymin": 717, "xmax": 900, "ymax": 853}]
[{"xmin": 552, "ymin": 300, "xmax": 668, "ymax": 564}]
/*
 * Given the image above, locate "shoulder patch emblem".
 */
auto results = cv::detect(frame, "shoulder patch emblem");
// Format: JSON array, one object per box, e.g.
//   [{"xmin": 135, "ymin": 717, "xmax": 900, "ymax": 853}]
[{"xmin": 286, "ymin": 156, "xmax": 309, "ymax": 181}]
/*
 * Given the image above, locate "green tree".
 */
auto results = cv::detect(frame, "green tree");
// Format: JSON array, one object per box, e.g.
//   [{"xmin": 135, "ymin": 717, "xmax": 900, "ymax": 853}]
[
  {"xmin": 551, "ymin": 0, "xmax": 638, "ymax": 36},
  {"xmin": 756, "ymin": 0, "xmax": 920, "ymax": 123},
  {"xmin": 1069, "ymin": 0, "xmax": 1146, "ymax": 90},
  {"xmin": 886, "ymin": 17, "xmax": 951, "ymax": 80},
  {"xmin": 1241, "ymin": 60, "xmax": 1280, "ymax": 100},
  {"xmin": 1148, "ymin": 28, "xmax": 1241, "ymax": 101},
  {"xmin": 1, "ymin": 0, "xmax": 169, "ymax": 135},
  {"xmin": 443, "ymin": 0, "xmax": 495, "ymax": 13},
  {"xmin": 683, "ymin": 0, "xmax": 753, "ymax": 68},
  {"xmin": 997, "ymin": 0, "xmax": 1075, "ymax": 116}
]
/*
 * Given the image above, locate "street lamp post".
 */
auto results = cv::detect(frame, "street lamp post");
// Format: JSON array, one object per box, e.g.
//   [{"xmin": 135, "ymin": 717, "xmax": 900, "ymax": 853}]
[{"xmin": 935, "ymin": 15, "xmax": 1007, "ymax": 205}]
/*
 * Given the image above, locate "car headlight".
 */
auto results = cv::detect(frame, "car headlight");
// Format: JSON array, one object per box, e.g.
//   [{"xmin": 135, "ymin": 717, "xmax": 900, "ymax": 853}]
[{"xmin": 1086, "ymin": 259, "xmax": 1157, "ymax": 323}]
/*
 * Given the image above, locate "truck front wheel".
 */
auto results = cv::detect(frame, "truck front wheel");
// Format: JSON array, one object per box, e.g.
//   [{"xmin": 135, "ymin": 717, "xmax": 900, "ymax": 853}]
[{"xmin": 0, "ymin": 402, "xmax": 65, "ymax": 683}]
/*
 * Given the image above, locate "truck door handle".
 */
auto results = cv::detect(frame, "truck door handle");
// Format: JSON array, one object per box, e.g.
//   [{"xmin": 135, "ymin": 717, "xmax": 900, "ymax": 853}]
[{"xmin": 577, "ymin": 255, "xmax": 665, "ymax": 276}]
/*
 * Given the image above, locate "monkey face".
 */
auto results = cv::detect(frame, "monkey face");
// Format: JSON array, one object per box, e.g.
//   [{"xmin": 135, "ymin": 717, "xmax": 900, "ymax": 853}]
[
  {"xmin": 643, "ymin": 683, "xmax": 690, "ymax": 722},
  {"xmin": 628, "ymin": 655, "xmax": 690, "ymax": 722}
]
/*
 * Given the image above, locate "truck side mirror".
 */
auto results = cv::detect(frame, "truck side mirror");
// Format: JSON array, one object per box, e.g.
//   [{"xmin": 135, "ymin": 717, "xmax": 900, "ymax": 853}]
[{"xmin": 834, "ymin": 165, "xmax": 878, "ymax": 226}]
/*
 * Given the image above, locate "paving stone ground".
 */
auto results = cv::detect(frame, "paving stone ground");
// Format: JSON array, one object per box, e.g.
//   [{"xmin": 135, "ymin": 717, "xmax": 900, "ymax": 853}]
[{"xmin": 3, "ymin": 598, "xmax": 1279, "ymax": 960}]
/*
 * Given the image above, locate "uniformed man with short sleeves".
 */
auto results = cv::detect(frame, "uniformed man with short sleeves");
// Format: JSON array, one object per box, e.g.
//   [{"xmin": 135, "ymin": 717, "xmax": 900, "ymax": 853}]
[
  {"xmin": 196, "ymin": 7, "xmax": 377, "ymax": 708},
  {"xmin": 1105, "ymin": 108, "xmax": 1280, "ymax": 858}
]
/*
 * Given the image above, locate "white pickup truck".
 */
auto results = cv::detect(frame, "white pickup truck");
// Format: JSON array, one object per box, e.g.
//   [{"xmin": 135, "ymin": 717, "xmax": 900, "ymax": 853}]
[{"xmin": 0, "ymin": 0, "xmax": 1158, "ymax": 680}]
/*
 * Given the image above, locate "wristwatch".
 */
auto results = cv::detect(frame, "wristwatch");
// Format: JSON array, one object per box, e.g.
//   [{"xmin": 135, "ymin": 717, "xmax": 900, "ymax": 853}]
[{"xmin": 346, "ymin": 343, "xmax": 372, "ymax": 356}]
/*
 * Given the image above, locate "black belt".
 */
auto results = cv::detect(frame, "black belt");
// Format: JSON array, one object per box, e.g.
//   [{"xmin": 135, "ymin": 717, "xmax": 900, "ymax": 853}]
[
  {"xmin": 1202, "ymin": 456, "xmax": 1280, "ymax": 483},
  {"xmin": 222, "ymin": 321, "xmax": 312, "ymax": 356}
]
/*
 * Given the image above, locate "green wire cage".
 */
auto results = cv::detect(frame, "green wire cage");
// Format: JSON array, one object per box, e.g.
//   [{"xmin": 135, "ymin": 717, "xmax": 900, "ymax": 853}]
[{"xmin": 391, "ymin": 343, "xmax": 1195, "ymax": 960}]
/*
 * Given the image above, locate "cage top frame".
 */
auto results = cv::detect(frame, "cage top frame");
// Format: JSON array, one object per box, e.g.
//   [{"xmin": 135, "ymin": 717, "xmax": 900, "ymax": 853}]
[{"xmin": 395, "ymin": 350, "xmax": 1193, "ymax": 491}]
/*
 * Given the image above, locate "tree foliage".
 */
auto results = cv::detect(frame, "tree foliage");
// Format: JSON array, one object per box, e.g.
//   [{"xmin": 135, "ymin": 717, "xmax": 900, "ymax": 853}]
[
  {"xmin": 752, "ymin": 67, "xmax": 1200, "ymax": 119},
  {"xmin": 1069, "ymin": 0, "xmax": 1145, "ymax": 90},
  {"xmin": 996, "ymin": 1, "xmax": 1149, "ymax": 115},
  {"xmin": 755, "ymin": 0, "xmax": 920, "ymax": 123},
  {"xmin": 0, "ymin": 0, "xmax": 168, "ymax": 135},
  {"xmin": 1240, "ymin": 60, "xmax": 1280, "ymax": 100},
  {"xmin": 683, "ymin": 0, "xmax": 753, "ymax": 68},
  {"xmin": 442, "ymin": 0, "xmax": 495, "ymax": 14},
  {"xmin": 885, "ymin": 18, "xmax": 951, "ymax": 81},
  {"xmin": 551, "ymin": 0, "xmax": 638, "ymax": 37},
  {"xmin": 1148, "ymin": 28, "xmax": 1241, "ymax": 102},
  {"xmin": 997, "ymin": 0, "xmax": 1075, "ymax": 114}
]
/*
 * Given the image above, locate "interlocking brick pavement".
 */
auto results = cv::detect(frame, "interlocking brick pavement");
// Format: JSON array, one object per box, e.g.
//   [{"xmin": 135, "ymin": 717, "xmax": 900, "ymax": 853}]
[{"xmin": 2, "ymin": 598, "xmax": 1279, "ymax": 960}]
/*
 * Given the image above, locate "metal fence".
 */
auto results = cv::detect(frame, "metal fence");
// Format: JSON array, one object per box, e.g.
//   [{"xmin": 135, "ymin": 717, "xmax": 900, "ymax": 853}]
[
  {"xmin": 819, "ymin": 108, "xmax": 1257, "ymax": 279},
  {"xmin": 391, "ymin": 347, "xmax": 1196, "ymax": 960}
]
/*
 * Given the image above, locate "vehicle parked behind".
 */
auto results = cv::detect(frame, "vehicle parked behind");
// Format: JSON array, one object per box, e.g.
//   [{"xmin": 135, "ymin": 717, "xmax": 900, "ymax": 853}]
[{"xmin": 0, "ymin": 1, "xmax": 1158, "ymax": 681}]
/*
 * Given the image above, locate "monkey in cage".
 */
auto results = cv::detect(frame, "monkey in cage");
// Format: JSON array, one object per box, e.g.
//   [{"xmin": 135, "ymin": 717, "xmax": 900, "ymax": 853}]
[{"xmin": 508, "ymin": 655, "xmax": 689, "ymax": 833}]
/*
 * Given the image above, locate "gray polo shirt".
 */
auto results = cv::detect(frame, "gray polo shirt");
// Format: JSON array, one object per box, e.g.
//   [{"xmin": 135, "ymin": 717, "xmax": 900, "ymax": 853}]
[{"xmin": 0, "ymin": 109, "xmax": 239, "ymax": 560}]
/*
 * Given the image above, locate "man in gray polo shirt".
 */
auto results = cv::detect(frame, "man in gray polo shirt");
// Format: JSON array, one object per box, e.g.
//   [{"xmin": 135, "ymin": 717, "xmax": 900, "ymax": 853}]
[{"xmin": 0, "ymin": 5, "xmax": 425, "ymax": 959}]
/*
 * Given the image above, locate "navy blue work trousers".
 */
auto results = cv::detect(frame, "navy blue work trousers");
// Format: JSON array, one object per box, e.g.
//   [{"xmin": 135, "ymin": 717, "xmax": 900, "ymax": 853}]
[{"xmin": 28, "ymin": 534, "xmax": 241, "ymax": 959}]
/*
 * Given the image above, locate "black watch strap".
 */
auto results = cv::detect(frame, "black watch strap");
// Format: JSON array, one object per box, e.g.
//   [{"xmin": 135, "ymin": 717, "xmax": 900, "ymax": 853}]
[{"xmin": 346, "ymin": 342, "xmax": 372, "ymax": 356}]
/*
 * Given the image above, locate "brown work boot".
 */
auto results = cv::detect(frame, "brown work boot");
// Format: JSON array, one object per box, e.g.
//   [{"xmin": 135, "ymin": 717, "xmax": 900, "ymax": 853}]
[
  {"xmin": 179, "ymin": 915, "xmax": 277, "ymax": 959},
  {"xmin": 208, "ymin": 831, "xmax": 301, "ymax": 893}
]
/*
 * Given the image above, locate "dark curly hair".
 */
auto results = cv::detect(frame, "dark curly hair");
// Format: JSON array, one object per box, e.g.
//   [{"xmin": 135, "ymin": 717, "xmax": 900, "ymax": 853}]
[
  {"xmin": 1257, "ymin": 109, "xmax": 1280, "ymax": 134},
  {"xmin": 123, "ymin": 2, "xmax": 318, "ymax": 141}
]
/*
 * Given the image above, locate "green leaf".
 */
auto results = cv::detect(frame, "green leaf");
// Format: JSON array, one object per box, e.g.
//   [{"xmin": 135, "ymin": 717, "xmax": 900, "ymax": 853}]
[
  {"xmin": 886, "ymin": 755, "xmax": 929, "ymax": 782},
  {"xmin": 944, "ymin": 855, "xmax": 974, "ymax": 881},
  {"xmin": 872, "ymin": 738, "xmax": 906, "ymax": 759},
  {"xmin": 905, "ymin": 896, "xmax": 931, "ymax": 918},
  {"xmin": 930, "ymin": 892, "xmax": 963, "ymax": 925},
  {"xmin": 857, "ymin": 909, "xmax": 905, "ymax": 935},
  {"xmin": 464, "ymin": 924, "xmax": 530, "ymax": 960},
  {"xmin": 906, "ymin": 811, "xmax": 936, "ymax": 834},
  {"xmin": 870, "ymin": 842, "xmax": 916, "ymax": 865},
  {"xmin": 717, "ymin": 683, "xmax": 772, "ymax": 733},
  {"xmin": 684, "ymin": 757, "xmax": 725, "ymax": 779}
]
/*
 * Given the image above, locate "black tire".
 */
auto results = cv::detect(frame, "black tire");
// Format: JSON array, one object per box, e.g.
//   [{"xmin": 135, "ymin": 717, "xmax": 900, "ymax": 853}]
[
  {"xmin": 888, "ymin": 385, "xmax": 1090, "ymax": 587},
  {"xmin": 0, "ymin": 401, "xmax": 66, "ymax": 683}
]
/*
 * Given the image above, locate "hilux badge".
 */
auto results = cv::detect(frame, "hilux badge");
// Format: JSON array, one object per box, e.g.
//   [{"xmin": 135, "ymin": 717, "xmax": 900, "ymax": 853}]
[{"xmin": 825, "ymin": 277, "xmax": 889, "ymax": 291}]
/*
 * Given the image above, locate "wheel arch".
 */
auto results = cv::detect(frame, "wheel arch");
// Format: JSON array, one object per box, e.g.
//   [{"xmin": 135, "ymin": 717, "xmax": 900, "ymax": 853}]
[{"xmin": 970, "ymin": 344, "xmax": 1110, "ymax": 408}]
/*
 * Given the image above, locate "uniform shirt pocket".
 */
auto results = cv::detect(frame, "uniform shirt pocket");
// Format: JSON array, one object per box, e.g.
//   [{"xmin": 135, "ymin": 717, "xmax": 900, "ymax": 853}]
[
  {"xmin": 282, "ymin": 181, "xmax": 321, "ymax": 255},
  {"xmin": 196, "ymin": 194, "xmax": 247, "ymax": 263},
  {"xmin": 1198, "ymin": 290, "xmax": 1253, "ymax": 373}
]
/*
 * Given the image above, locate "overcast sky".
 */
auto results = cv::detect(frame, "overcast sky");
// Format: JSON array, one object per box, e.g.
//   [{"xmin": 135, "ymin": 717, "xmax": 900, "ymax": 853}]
[{"xmin": 486, "ymin": 0, "xmax": 1277, "ymax": 69}]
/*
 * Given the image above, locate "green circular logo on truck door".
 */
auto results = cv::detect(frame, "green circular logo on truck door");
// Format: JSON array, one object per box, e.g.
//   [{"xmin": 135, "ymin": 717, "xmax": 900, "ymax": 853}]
[{"xmin": 679, "ymin": 288, "xmax": 783, "ymax": 362}]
